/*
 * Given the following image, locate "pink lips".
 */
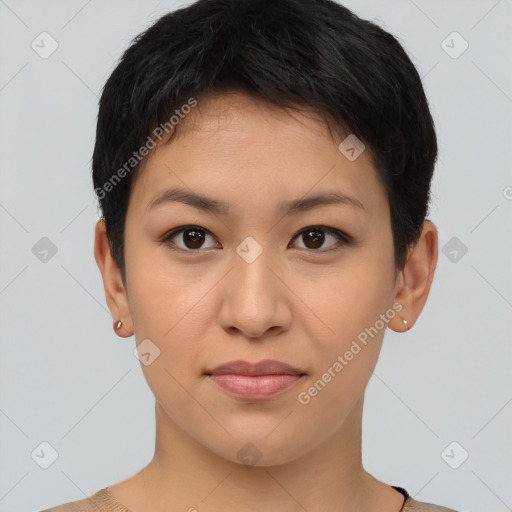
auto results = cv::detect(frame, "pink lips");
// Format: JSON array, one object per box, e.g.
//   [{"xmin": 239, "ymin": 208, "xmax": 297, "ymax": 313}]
[{"xmin": 205, "ymin": 359, "xmax": 305, "ymax": 401}]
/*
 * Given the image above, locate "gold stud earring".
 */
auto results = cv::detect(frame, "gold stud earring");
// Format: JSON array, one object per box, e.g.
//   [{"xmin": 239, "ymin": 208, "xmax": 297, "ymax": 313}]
[
  {"xmin": 402, "ymin": 318, "xmax": 409, "ymax": 331},
  {"xmin": 114, "ymin": 319, "xmax": 123, "ymax": 331}
]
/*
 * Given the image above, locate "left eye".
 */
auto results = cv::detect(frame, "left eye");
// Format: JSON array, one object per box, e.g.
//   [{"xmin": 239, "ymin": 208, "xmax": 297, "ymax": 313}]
[
  {"xmin": 162, "ymin": 225, "xmax": 350, "ymax": 253},
  {"xmin": 289, "ymin": 226, "xmax": 350, "ymax": 252}
]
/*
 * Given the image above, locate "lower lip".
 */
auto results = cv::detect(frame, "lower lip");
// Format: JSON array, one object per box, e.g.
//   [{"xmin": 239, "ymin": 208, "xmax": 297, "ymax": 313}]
[{"xmin": 206, "ymin": 373, "xmax": 303, "ymax": 401}]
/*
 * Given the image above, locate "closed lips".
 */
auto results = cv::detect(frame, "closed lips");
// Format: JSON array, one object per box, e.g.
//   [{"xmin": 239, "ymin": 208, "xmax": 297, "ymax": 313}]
[{"xmin": 205, "ymin": 359, "xmax": 306, "ymax": 376}]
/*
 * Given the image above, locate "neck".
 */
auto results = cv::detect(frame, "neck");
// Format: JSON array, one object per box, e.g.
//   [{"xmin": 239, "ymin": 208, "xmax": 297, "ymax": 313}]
[{"xmin": 111, "ymin": 395, "xmax": 403, "ymax": 512}]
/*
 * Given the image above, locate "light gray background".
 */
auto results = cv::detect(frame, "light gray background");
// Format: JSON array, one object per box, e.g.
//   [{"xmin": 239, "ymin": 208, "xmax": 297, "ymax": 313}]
[{"xmin": 1, "ymin": 1, "xmax": 511, "ymax": 511}]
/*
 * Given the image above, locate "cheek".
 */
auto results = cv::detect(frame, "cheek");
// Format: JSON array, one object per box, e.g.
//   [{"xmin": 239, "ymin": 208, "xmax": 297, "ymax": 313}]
[
  {"xmin": 125, "ymin": 229, "xmax": 203, "ymax": 327},
  {"xmin": 294, "ymin": 278, "xmax": 387, "ymax": 432},
  {"xmin": 292, "ymin": 251, "xmax": 394, "ymax": 406},
  {"xmin": 127, "ymin": 263, "xmax": 214, "ymax": 413},
  {"xmin": 130, "ymin": 268, "xmax": 212, "ymax": 353},
  {"xmin": 298, "ymin": 258, "xmax": 392, "ymax": 350},
  {"xmin": 124, "ymin": 239, "xmax": 215, "ymax": 372}
]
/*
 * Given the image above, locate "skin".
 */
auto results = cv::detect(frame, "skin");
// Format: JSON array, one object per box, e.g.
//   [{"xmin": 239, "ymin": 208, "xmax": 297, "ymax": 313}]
[{"xmin": 94, "ymin": 91, "xmax": 438, "ymax": 512}]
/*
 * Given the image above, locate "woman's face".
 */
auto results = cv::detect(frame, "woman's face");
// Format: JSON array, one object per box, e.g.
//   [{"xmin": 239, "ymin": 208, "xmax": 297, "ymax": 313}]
[{"xmin": 121, "ymin": 91, "xmax": 402, "ymax": 465}]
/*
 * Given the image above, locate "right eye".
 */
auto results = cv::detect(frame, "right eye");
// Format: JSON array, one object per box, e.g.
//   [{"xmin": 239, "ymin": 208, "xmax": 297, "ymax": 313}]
[{"xmin": 161, "ymin": 225, "xmax": 221, "ymax": 252}]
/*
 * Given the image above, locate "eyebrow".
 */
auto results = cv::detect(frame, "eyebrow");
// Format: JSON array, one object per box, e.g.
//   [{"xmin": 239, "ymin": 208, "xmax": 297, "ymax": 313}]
[{"xmin": 146, "ymin": 187, "xmax": 366, "ymax": 215}]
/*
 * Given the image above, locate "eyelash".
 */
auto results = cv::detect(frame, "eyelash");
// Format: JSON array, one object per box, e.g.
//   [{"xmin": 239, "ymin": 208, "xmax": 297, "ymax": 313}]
[{"xmin": 160, "ymin": 225, "xmax": 353, "ymax": 254}]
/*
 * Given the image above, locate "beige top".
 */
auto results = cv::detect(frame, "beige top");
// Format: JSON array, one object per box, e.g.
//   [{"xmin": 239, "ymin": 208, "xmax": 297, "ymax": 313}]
[{"xmin": 39, "ymin": 486, "xmax": 458, "ymax": 511}]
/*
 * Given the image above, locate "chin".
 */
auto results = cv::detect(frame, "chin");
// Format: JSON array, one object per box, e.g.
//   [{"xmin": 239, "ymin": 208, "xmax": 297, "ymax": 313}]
[{"xmin": 199, "ymin": 427, "xmax": 313, "ymax": 468}]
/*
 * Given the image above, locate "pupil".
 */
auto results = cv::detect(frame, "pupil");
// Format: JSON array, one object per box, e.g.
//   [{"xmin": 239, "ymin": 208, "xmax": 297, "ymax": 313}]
[
  {"xmin": 184, "ymin": 228, "xmax": 205, "ymax": 249},
  {"xmin": 304, "ymin": 230, "xmax": 324, "ymax": 249}
]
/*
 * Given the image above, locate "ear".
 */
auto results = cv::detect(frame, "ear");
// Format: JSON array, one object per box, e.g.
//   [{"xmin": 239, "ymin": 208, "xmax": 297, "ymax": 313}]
[
  {"xmin": 94, "ymin": 219, "xmax": 133, "ymax": 337},
  {"xmin": 388, "ymin": 221, "xmax": 439, "ymax": 333}
]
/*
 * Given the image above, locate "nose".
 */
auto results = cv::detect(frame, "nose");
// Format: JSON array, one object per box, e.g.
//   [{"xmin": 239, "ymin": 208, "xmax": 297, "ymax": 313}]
[{"xmin": 217, "ymin": 248, "xmax": 293, "ymax": 340}]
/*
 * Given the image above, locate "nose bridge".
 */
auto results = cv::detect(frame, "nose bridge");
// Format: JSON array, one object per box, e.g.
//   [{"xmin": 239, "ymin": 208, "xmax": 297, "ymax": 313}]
[{"xmin": 218, "ymin": 235, "xmax": 290, "ymax": 338}]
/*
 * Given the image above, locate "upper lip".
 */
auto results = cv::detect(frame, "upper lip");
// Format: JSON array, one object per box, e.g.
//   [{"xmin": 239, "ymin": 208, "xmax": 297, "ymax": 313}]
[{"xmin": 205, "ymin": 359, "xmax": 305, "ymax": 376}]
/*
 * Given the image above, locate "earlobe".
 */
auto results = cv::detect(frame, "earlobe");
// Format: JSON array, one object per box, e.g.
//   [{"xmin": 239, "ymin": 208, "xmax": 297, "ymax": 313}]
[
  {"xmin": 94, "ymin": 219, "xmax": 134, "ymax": 337},
  {"xmin": 388, "ymin": 221, "xmax": 439, "ymax": 333},
  {"xmin": 113, "ymin": 318, "xmax": 132, "ymax": 338}
]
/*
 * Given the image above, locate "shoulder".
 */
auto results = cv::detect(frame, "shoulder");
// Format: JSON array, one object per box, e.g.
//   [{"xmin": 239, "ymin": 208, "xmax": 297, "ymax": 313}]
[
  {"xmin": 38, "ymin": 489, "xmax": 116, "ymax": 512},
  {"xmin": 403, "ymin": 495, "xmax": 459, "ymax": 511},
  {"xmin": 38, "ymin": 488, "xmax": 460, "ymax": 512}
]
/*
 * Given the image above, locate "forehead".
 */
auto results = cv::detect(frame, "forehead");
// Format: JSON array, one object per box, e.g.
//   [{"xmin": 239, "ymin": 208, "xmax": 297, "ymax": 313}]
[{"xmin": 129, "ymin": 91, "xmax": 388, "ymax": 220}]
